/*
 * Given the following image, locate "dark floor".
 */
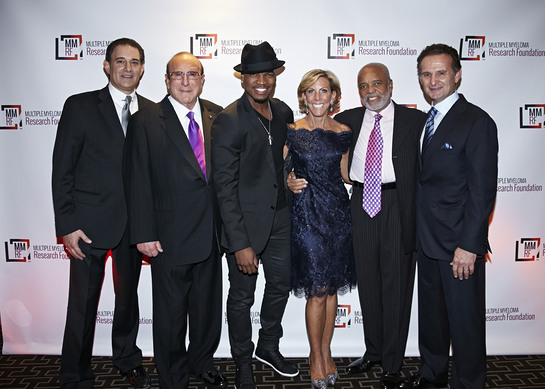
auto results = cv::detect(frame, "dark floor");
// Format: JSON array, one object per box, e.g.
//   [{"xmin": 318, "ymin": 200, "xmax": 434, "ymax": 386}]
[{"xmin": 1, "ymin": 353, "xmax": 545, "ymax": 388}]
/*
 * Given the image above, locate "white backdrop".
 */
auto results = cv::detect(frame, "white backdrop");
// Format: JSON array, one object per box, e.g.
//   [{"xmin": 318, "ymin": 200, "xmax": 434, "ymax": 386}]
[{"xmin": 1, "ymin": 0, "xmax": 545, "ymax": 358}]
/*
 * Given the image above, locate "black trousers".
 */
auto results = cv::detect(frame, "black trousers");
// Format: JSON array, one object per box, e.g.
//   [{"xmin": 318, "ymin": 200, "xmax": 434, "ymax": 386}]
[
  {"xmin": 351, "ymin": 186, "xmax": 416, "ymax": 372},
  {"xmin": 150, "ymin": 238, "xmax": 223, "ymax": 389},
  {"xmin": 226, "ymin": 206, "xmax": 291, "ymax": 361},
  {"xmin": 59, "ymin": 229, "xmax": 143, "ymax": 389},
  {"xmin": 417, "ymin": 250, "xmax": 486, "ymax": 389}
]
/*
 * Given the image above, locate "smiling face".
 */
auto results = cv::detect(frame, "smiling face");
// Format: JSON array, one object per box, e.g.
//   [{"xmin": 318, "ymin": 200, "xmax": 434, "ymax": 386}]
[
  {"xmin": 241, "ymin": 71, "xmax": 276, "ymax": 106},
  {"xmin": 303, "ymin": 76, "xmax": 336, "ymax": 118},
  {"xmin": 357, "ymin": 64, "xmax": 392, "ymax": 113},
  {"xmin": 418, "ymin": 54, "xmax": 461, "ymax": 105},
  {"xmin": 165, "ymin": 53, "xmax": 204, "ymax": 110},
  {"xmin": 103, "ymin": 45, "xmax": 144, "ymax": 94}
]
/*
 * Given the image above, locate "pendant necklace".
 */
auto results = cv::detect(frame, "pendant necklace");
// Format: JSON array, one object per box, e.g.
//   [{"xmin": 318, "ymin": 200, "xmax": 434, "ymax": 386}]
[{"xmin": 257, "ymin": 102, "xmax": 273, "ymax": 145}]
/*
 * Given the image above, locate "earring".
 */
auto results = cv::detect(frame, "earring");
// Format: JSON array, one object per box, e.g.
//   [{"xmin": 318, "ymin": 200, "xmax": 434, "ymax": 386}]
[
  {"xmin": 304, "ymin": 100, "xmax": 308, "ymax": 113},
  {"xmin": 329, "ymin": 100, "xmax": 334, "ymax": 112}
]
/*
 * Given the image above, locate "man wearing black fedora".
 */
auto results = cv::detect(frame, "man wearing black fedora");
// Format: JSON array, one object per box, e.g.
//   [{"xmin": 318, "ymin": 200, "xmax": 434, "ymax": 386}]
[{"xmin": 212, "ymin": 41, "xmax": 298, "ymax": 388}]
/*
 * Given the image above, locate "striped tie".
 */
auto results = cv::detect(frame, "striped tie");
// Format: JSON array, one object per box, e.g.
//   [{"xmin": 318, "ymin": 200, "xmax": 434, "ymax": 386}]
[{"xmin": 422, "ymin": 107, "xmax": 437, "ymax": 154}]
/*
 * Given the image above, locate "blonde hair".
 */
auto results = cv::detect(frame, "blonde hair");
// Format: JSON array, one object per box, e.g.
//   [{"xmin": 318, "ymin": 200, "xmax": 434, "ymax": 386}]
[{"xmin": 297, "ymin": 69, "xmax": 341, "ymax": 113}]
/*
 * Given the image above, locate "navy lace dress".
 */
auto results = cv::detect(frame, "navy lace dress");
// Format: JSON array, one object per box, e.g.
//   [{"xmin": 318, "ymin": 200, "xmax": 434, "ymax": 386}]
[{"xmin": 287, "ymin": 127, "xmax": 356, "ymax": 298}]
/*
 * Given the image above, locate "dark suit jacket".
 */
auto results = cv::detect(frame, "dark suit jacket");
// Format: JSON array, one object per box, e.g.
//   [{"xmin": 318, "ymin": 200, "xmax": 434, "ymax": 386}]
[
  {"xmin": 124, "ymin": 96, "xmax": 223, "ymax": 266},
  {"xmin": 336, "ymin": 102, "xmax": 426, "ymax": 253},
  {"xmin": 52, "ymin": 86, "xmax": 154, "ymax": 249},
  {"xmin": 211, "ymin": 93, "xmax": 294, "ymax": 254},
  {"xmin": 416, "ymin": 94, "xmax": 498, "ymax": 260}
]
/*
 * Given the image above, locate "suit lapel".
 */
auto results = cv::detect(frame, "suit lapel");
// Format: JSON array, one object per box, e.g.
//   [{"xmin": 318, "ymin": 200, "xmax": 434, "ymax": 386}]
[
  {"xmin": 98, "ymin": 86, "xmax": 125, "ymax": 143},
  {"xmin": 201, "ymin": 100, "xmax": 217, "ymax": 179},
  {"xmin": 160, "ymin": 97, "xmax": 206, "ymax": 181},
  {"xmin": 427, "ymin": 95, "xmax": 467, "ymax": 158},
  {"xmin": 392, "ymin": 102, "xmax": 411, "ymax": 154},
  {"xmin": 347, "ymin": 107, "xmax": 366, "ymax": 173}
]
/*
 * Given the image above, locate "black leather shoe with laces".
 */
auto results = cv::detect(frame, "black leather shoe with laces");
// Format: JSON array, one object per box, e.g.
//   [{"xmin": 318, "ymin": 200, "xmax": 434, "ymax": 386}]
[{"xmin": 255, "ymin": 348, "xmax": 299, "ymax": 377}]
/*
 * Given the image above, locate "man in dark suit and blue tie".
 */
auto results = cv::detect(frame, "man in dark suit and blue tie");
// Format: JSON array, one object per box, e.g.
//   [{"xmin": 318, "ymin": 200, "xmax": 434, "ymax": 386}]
[
  {"xmin": 124, "ymin": 52, "xmax": 227, "ymax": 389},
  {"xmin": 401, "ymin": 43, "xmax": 498, "ymax": 389},
  {"xmin": 52, "ymin": 38, "xmax": 153, "ymax": 389}
]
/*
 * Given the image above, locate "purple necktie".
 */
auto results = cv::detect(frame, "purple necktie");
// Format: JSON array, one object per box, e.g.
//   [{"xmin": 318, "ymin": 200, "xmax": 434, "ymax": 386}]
[
  {"xmin": 362, "ymin": 113, "xmax": 383, "ymax": 217},
  {"xmin": 187, "ymin": 111, "xmax": 206, "ymax": 179}
]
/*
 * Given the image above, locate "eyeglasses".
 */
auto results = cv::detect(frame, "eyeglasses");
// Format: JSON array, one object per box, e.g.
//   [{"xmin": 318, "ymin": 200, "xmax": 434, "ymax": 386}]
[{"xmin": 168, "ymin": 71, "xmax": 202, "ymax": 80}]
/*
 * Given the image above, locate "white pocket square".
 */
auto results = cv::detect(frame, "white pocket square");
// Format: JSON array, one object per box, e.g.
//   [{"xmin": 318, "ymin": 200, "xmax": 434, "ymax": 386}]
[{"xmin": 440, "ymin": 143, "xmax": 453, "ymax": 150}]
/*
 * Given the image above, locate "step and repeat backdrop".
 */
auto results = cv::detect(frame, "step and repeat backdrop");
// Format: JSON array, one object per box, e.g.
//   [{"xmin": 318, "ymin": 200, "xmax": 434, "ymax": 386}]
[{"xmin": 1, "ymin": 0, "xmax": 544, "ymax": 357}]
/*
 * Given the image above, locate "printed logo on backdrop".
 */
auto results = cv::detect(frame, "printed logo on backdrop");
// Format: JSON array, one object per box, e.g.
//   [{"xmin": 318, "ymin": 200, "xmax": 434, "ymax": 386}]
[
  {"xmin": 4, "ymin": 238, "xmax": 70, "ymax": 262},
  {"xmin": 190, "ymin": 34, "xmax": 218, "ymax": 59},
  {"xmin": 515, "ymin": 238, "xmax": 542, "ymax": 262},
  {"xmin": 497, "ymin": 177, "xmax": 543, "ymax": 193},
  {"xmin": 327, "ymin": 34, "xmax": 356, "ymax": 59},
  {"xmin": 55, "ymin": 35, "xmax": 83, "ymax": 60},
  {"xmin": 5, "ymin": 239, "xmax": 31, "ymax": 262},
  {"xmin": 487, "ymin": 40, "xmax": 545, "ymax": 58},
  {"xmin": 459, "ymin": 36, "xmax": 486, "ymax": 61},
  {"xmin": 96, "ymin": 310, "xmax": 152, "ymax": 326},
  {"xmin": 328, "ymin": 35, "xmax": 418, "ymax": 59},
  {"xmin": 335, "ymin": 305, "xmax": 352, "ymax": 328},
  {"xmin": 486, "ymin": 306, "xmax": 536, "ymax": 322},
  {"xmin": 519, "ymin": 104, "xmax": 545, "ymax": 129},
  {"xmin": 189, "ymin": 35, "xmax": 283, "ymax": 59},
  {"xmin": 55, "ymin": 35, "xmax": 111, "ymax": 60},
  {"xmin": 1, "ymin": 105, "xmax": 22, "ymax": 130}
]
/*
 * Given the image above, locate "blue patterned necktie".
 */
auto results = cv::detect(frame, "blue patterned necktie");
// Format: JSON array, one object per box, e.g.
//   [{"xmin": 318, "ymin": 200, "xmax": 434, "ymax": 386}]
[
  {"xmin": 422, "ymin": 107, "xmax": 438, "ymax": 154},
  {"xmin": 362, "ymin": 113, "xmax": 383, "ymax": 218},
  {"xmin": 122, "ymin": 95, "xmax": 132, "ymax": 134},
  {"xmin": 187, "ymin": 111, "xmax": 206, "ymax": 179}
]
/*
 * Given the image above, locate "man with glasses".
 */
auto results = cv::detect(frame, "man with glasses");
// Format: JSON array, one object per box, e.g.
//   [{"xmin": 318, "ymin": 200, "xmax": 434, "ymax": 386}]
[
  {"xmin": 52, "ymin": 38, "xmax": 153, "ymax": 389},
  {"xmin": 124, "ymin": 52, "xmax": 226, "ymax": 389}
]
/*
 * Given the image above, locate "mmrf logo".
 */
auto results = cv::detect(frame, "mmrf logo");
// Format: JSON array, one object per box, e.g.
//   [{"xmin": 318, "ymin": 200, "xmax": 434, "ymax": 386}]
[
  {"xmin": 327, "ymin": 34, "xmax": 355, "ymax": 59},
  {"xmin": 335, "ymin": 304, "xmax": 352, "ymax": 328},
  {"xmin": 515, "ymin": 238, "xmax": 541, "ymax": 261},
  {"xmin": 5, "ymin": 239, "xmax": 31, "ymax": 262},
  {"xmin": 190, "ymin": 34, "xmax": 218, "ymax": 59},
  {"xmin": 55, "ymin": 35, "xmax": 83, "ymax": 60},
  {"xmin": 459, "ymin": 36, "xmax": 486, "ymax": 61},
  {"xmin": 1, "ymin": 105, "xmax": 22, "ymax": 130},
  {"xmin": 519, "ymin": 104, "xmax": 545, "ymax": 129}
]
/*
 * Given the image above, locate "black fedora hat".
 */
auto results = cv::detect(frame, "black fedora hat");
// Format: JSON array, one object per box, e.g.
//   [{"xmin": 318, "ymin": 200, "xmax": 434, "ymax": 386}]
[{"xmin": 234, "ymin": 41, "xmax": 285, "ymax": 74}]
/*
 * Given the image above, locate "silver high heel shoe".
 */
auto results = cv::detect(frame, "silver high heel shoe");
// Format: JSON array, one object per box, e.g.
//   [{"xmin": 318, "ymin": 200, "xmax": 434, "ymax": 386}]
[
  {"xmin": 311, "ymin": 378, "xmax": 328, "ymax": 389},
  {"xmin": 326, "ymin": 371, "xmax": 338, "ymax": 386}
]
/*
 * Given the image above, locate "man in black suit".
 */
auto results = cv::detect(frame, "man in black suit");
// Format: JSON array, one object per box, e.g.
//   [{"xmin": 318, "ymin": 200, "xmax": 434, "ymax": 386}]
[
  {"xmin": 289, "ymin": 63, "xmax": 425, "ymax": 389},
  {"xmin": 401, "ymin": 44, "xmax": 498, "ymax": 389},
  {"xmin": 211, "ymin": 42, "xmax": 299, "ymax": 389},
  {"xmin": 52, "ymin": 38, "xmax": 152, "ymax": 389},
  {"xmin": 124, "ymin": 52, "xmax": 227, "ymax": 389}
]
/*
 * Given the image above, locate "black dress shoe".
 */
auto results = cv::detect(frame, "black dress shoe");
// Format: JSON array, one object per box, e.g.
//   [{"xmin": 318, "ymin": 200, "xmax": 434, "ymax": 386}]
[
  {"xmin": 381, "ymin": 371, "xmax": 403, "ymax": 389},
  {"xmin": 200, "ymin": 367, "xmax": 229, "ymax": 388},
  {"xmin": 345, "ymin": 357, "xmax": 381, "ymax": 375},
  {"xmin": 120, "ymin": 365, "xmax": 151, "ymax": 389},
  {"xmin": 398, "ymin": 373, "xmax": 448, "ymax": 389}
]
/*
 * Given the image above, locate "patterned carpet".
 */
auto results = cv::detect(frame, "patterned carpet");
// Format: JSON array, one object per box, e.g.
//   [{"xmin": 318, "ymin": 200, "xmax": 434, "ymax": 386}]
[{"xmin": 1, "ymin": 354, "xmax": 545, "ymax": 388}]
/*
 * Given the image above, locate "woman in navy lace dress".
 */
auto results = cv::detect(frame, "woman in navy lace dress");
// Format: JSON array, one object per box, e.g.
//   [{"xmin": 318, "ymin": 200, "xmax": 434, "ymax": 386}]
[{"xmin": 285, "ymin": 69, "xmax": 356, "ymax": 388}]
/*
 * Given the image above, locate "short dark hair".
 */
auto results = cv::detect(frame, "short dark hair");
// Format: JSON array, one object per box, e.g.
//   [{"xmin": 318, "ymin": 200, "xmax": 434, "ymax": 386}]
[
  {"xmin": 417, "ymin": 43, "xmax": 461, "ymax": 75},
  {"xmin": 105, "ymin": 38, "xmax": 145, "ymax": 64}
]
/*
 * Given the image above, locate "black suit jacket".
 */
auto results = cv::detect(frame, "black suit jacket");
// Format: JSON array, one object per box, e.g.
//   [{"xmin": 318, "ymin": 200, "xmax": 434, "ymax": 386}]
[
  {"xmin": 52, "ymin": 86, "xmax": 154, "ymax": 249},
  {"xmin": 336, "ymin": 102, "xmax": 426, "ymax": 253},
  {"xmin": 124, "ymin": 96, "xmax": 223, "ymax": 266},
  {"xmin": 211, "ymin": 93, "xmax": 294, "ymax": 254},
  {"xmin": 416, "ymin": 94, "xmax": 498, "ymax": 260}
]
